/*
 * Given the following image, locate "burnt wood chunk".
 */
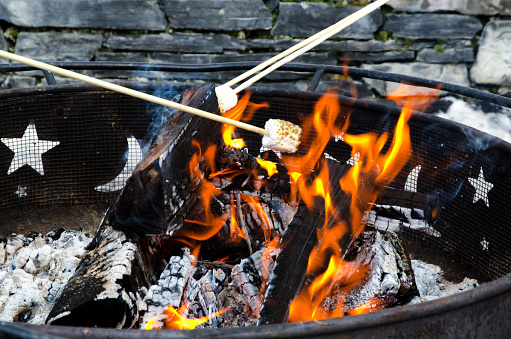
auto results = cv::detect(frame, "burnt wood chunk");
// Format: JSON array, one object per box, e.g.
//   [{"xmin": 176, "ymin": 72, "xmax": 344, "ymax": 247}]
[
  {"xmin": 258, "ymin": 162, "xmax": 355, "ymax": 325},
  {"xmin": 110, "ymin": 83, "xmax": 222, "ymax": 237},
  {"xmin": 46, "ymin": 84, "xmax": 223, "ymax": 328}
]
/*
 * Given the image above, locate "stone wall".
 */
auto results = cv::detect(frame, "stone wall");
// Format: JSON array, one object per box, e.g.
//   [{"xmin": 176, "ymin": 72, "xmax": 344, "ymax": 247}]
[{"xmin": 0, "ymin": 0, "xmax": 510, "ymax": 97}]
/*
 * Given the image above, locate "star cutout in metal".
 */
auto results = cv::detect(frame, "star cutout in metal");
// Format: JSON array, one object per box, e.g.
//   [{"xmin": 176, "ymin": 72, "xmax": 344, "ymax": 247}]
[
  {"xmin": 15, "ymin": 185, "xmax": 28, "ymax": 198},
  {"xmin": 468, "ymin": 167, "xmax": 493, "ymax": 208},
  {"xmin": 1, "ymin": 121, "xmax": 60, "ymax": 176},
  {"xmin": 481, "ymin": 237, "xmax": 489, "ymax": 251}
]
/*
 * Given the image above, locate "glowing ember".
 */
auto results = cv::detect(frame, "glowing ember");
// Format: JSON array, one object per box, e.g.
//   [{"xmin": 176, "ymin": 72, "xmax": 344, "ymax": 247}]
[{"xmin": 145, "ymin": 305, "xmax": 228, "ymax": 330}]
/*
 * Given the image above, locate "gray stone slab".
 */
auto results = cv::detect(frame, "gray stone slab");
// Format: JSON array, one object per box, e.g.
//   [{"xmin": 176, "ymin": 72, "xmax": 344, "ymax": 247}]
[
  {"xmin": 384, "ymin": 14, "xmax": 482, "ymax": 40},
  {"xmin": 0, "ymin": 0, "xmax": 167, "ymax": 30},
  {"xmin": 417, "ymin": 48, "xmax": 474, "ymax": 64},
  {"xmin": 93, "ymin": 51, "xmax": 336, "ymax": 82},
  {"xmin": 250, "ymin": 38, "xmax": 407, "ymax": 53},
  {"xmin": 160, "ymin": 0, "xmax": 272, "ymax": 31},
  {"xmin": 105, "ymin": 33, "xmax": 248, "ymax": 53},
  {"xmin": 15, "ymin": 32, "xmax": 103, "ymax": 61},
  {"xmin": 272, "ymin": 3, "xmax": 382, "ymax": 40},
  {"xmin": 0, "ymin": 28, "xmax": 7, "ymax": 51},
  {"xmin": 388, "ymin": 0, "xmax": 511, "ymax": 16},
  {"xmin": 0, "ymin": 28, "xmax": 7, "ymax": 64},
  {"xmin": 344, "ymin": 51, "xmax": 415, "ymax": 63},
  {"xmin": 0, "ymin": 76, "xmax": 36, "ymax": 89},
  {"xmin": 361, "ymin": 62, "xmax": 469, "ymax": 96},
  {"xmin": 149, "ymin": 51, "xmax": 337, "ymax": 66},
  {"xmin": 470, "ymin": 21, "xmax": 511, "ymax": 86}
]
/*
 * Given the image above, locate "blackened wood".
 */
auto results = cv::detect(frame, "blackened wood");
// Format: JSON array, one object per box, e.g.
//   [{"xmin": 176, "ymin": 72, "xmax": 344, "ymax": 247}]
[
  {"xmin": 374, "ymin": 187, "xmax": 441, "ymax": 224},
  {"xmin": 46, "ymin": 84, "xmax": 223, "ymax": 328},
  {"xmin": 258, "ymin": 162, "xmax": 356, "ymax": 325},
  {"xmin": 109, "ymin": 83, "xmax": 223, "ymax": 237}
]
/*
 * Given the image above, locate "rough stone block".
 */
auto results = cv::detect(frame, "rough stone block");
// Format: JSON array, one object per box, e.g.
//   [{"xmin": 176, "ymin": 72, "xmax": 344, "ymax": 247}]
[
  {"xmin": 160, "ymin": 0, "xmax": 273, "ymax": 31},
  {"xmin": 361, "ymin": 62, "xmax": 469, "ymax": 96},
  {"xmin": 94, "ymin": 51, "xmax": 336, "ymax": 82},
  {"xmin": 0, "ymin": 0, "xmax": 167, "ymax": 30},
  {"xmin": 0, "ymin": 28, "xmax": 7, "ymax": 51},
  {"xmin": 417, "ymin": 48, "xmax": 474, "ymax": 64},
  {"xmin": 105, "ymin": 33, "xmax": 248, "ymax": 53},
  {"xmin": 388, "ymin": 0, "xmax": 511, "ymax": 16},
  {"xmin": 252, "ymin": 39, "xmax": 410, "ymax": 53},
  {"xmin": 272, "ymin": 3, "xmax": 381, "ymax": 40},
  {"xmin": 0, "ymin": 28, "xmax": 7, "ymax": 64},
  {"xmin": 1, "ymin": 76, "xmax": 36, "ymax": 89},
  {"xmin": 470, "ymin": 21, "xmax": 511, "ymax": 86},
  {"xmin": 384, "ymin": 14, "xmax": 482, "ymax": 40},
  {"xmin": 15, "ymin": 32, "xmax": 103, "ymax": 61},
  {"xmin": 343, "ymin": 51, "xmax": 415, "ymax": 63}
]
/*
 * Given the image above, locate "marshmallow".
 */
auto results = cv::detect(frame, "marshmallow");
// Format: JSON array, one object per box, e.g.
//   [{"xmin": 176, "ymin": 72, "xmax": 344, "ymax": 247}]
[
  {"xmin": 262, "ymin": 119, "xmax": 302, "ymax": 153},
  {"xmin": 215, "ymin": 85, "xmax": 238, "ymax": 113}
]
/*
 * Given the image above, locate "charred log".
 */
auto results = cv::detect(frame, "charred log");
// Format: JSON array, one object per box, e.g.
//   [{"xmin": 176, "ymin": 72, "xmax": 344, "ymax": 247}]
[
  {"xmin": 258, "ymin": 162, "xmax": 355, "ymax": 325},
  {"xmin": 46, "ymin": 84, "xmax": 223, "ymax": 328},
  {"xmin": 110, "ymin": 83, "xmax": 222, "ymax": 237},
  {"xmin": 323, "ymin": 230, "xmax": 419, "ymax": 313}
]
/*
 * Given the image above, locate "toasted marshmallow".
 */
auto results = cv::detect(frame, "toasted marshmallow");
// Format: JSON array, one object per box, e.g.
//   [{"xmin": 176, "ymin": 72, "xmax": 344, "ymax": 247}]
[
  {"xmin": 215, "ymin": 85, "xmax": 238, "ymax": 113},
  {"xmin": 262, "ymin": 119, "xmax": 302, "ymax": 153}
]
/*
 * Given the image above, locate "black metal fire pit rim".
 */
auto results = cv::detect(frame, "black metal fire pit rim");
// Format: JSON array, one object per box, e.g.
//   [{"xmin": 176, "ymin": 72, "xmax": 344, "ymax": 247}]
[
  {"xmin": 3, "ymin": 272, "xmax": 508, "ymax": 339},
  {"xmin": 1, "ymin": 61, "xmax": 511, "ymax": 109}
]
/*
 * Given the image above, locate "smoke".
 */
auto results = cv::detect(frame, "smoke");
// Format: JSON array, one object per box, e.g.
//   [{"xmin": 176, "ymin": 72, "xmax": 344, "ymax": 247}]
[
  {"xmin": 435, "ymin": 96, "xmax": 511, "ymax": 147},
  {"xmin": 132, "ymin": 66, "xmax": 184, "ymax": 154}
]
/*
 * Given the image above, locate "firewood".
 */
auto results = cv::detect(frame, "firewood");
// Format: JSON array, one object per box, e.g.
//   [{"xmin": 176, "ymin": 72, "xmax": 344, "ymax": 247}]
[
  {"xmin": 258, "ymin": 161, "xmax": 355, "ymax": 325},
  {"xmin": 46, "ymin": 83, "xmax": 223, "ymax": 328}
]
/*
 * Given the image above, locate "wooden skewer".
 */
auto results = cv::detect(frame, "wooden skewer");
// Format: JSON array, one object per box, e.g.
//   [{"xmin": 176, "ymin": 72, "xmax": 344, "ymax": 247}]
[
  {"xmin": 0, "ymin": 50, "xmax": 270, "ymax": 137},
  {"xmin": 229, "ymin": 0, "xmax": 391, "ymax": 93}
]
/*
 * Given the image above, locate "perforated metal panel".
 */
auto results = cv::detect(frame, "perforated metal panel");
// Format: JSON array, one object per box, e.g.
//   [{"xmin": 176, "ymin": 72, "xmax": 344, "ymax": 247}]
[{"xmin": 0, "ymin": 83, "xmax": 510, "ymax": 280}]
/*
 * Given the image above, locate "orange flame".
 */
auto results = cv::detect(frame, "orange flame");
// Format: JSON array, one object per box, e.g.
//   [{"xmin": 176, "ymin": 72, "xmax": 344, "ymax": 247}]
[
  {"xmin": 240, "ymin": 193, "xmax": 272, "ymax": 242},
  {"xmin": 286, "ymin": 83, "xmax": 439, "ymax": 321},
  {"xmin": 221, "ymin": 92, "xmax": 269, "ymax": 149},
  {"xmin": 229, "ymin": 195, "xmax": 246, "ymax": 241},
  {"xmin": 256, "ymin": 158, "xmax": 278, "ymax": 178},
  {"xmin": 145, "ymin": 305, "xmax": 228, "ymax": 330},
  {"xmin": 179, "ymin": 142, "xmax": 228, "ymax": 241}
]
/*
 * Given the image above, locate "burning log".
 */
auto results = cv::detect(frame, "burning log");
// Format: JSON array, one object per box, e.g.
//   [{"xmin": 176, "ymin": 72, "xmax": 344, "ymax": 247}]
[
  {"xmin": 139, "ymin": 248, "xmax": 195, "ymax": 329},
  {"xmin": 46, "ymin": 83, "xmax": 223, "ymax": 328},
  {"xmin": 258, "ymin": 161, "xmax": 354, "ymax": 325},
  {"xmin": 368, "ymin": 187, "xmax": 441, "ymax": 237},
  {"xmin": 340, "ymin": 230, "xmax": 419, "ymax": 312}
]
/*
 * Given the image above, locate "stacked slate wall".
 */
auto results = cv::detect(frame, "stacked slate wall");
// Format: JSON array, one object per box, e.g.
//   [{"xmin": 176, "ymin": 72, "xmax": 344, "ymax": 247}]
[{"xmin": 0, "ymin": 0, "xmax": 510, "ymax": 97}]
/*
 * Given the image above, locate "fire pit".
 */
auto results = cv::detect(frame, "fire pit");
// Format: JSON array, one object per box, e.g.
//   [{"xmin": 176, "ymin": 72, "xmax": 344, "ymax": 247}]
[{"xmin": 1, "ymin": 63, "xmax": 511, "ymax": 337}]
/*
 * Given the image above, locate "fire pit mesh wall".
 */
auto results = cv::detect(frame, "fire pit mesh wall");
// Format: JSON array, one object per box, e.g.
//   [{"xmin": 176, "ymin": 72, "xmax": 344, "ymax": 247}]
[
  {"xmin": 0, "ymin": 83, "xmax": 189, "ymax": 210},
  {"xmin": 242, "ymin": 89, "xmax": 511, "ymax": 281},
  {"xmin": 0, "ymin": 83, "xmax": 510, "ymax": 282}
]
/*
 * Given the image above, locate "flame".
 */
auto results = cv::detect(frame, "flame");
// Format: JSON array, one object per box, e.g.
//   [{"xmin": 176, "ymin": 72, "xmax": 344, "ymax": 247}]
[
  {"xmin": 145, "ymin": 305, "xmax": 228, "ymax": 330},
  {"xmin": 179, "ymin": 142, "xmax": 228, "ymax": 241},
  {"xmin": 347, "ymin": 299, "xmax": 390, "ymax": 316},
  {"xmin": 240, "ymin": 193, "xmax": 272, "ymax": 242},
  {"xmin": 144, "ymin": 314, "xmax": 158, "ymax": 330},
  {"xmin": 256, "ymin": 158, "xmax": 278, "ymax": 178},
  {"xmin": 229, "ymin": 195, "xmax": 246, "ymax": 241},
  {"xmin": 221, "ymin": 92, "xmax": 269, "ymax": 149},
  {"xmin": 286, "ymin": 83, "xmax": 439, "ymax": 322}
]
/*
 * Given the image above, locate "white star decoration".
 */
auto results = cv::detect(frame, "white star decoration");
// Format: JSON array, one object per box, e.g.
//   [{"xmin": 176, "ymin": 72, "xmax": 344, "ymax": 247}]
[
  {"xmin": 468, "ymin": 167, "xmax": 493, "ymax": 208},
  {"xmin": 15, "ymin": 186, "xmax": 28, "ymax": 198},
  {"xmin": 481, "ymin": 237, "xmax": 489, "ymax": 251},
  {"xmin": 1, "ymin": 121, "xmax": 60, "ymax": 175}
]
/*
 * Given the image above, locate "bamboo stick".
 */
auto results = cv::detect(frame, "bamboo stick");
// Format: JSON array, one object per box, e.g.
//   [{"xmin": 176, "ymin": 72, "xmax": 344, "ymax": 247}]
[
  {"xmin": 230, "ymin": 0, "xmax": 391, "ymax": 93},
  {"xmin": 0, "ymin": 50, "xmax": 270, "ymax": 136}
]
